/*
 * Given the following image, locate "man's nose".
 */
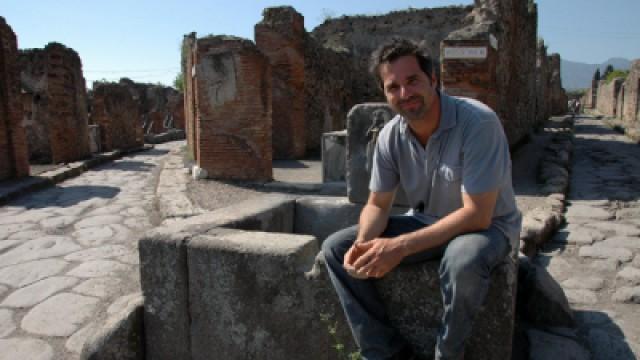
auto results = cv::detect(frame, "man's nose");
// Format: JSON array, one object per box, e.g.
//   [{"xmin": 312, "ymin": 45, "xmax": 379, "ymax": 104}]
[{"xmin": 400, "ymin": 86, "xmax": 411, "ymax": 99}]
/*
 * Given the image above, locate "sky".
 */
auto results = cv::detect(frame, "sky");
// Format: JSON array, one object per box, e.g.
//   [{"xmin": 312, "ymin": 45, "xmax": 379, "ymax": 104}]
[{"xmin": 3, "ymin": 0, "xmax": 639, "ymax": 87}]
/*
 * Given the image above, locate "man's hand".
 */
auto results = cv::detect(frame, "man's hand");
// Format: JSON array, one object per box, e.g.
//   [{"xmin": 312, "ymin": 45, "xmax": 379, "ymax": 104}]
[{"xmin": 344, "ymin": 238, "xmax": 406, "ymax": 278}]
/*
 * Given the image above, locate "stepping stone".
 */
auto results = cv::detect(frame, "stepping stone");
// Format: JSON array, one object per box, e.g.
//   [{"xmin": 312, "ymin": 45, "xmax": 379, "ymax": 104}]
[
  {"xmin": 612, "ymin": 286, "xmax": 640, "ymax": 304},
  {"xmin": 0, "ymin": 259, "xmax": 69, "ymax": 287},
  {"xmin": 579, "ymin": 246, "xmax": 633, "ymax": 263},
  {"xmin": 0, "ymin": 309, "xmax": 16, "ymax": 338},
  {"xmin": 64, "ymin": 245, "xmax": 129, "ymax": 262},
  {"xmin": 1, "ymin": 276, "xmax": 79, "ymax": 308},
  {"xmin": 562, "ymin": 277, "xmax": 605, "ymax": 291},
  {"xmin": 552, "ymin": 228, "xmax": 603, "ymax": 245},
  {"xmin": 72, "ymin": 226, "xmax": 115, "ymax": 247},
  {"xmin": 67, "ymin": 260, "xmax": 131, "ymax": 278},
  {"xmin": 73, "ymin": 277, "xmax": 122, "ymax": 297},
  {"xmin": 583, "ymin": 222, "xmax": 640, "ymax": 236},
  {"xmin": 22, "ymin": 292, "xmax": 100, "ymax": 337},
  {"xmin": 74, "ymin": 215, "xmax": 123, "ymax": 230},
  {"xmin": 590, "ymin": 259, "xmax": 621, "ymax": 272},
  {"xmin": 565, "ymin": 289, "xmax": 598, "ymax": 305},
  {"xmin": 565, "ymin": 205, "xmax": 614, "ymax": 220},
  {"xmin": 617, "ymin": 267, "xmax": 640, "ymax": 285},
  {"xmin": 0, "ymin": 236, "xmax": 81, "ymax": 267},
  {"xmin": 0, "ymin": 338, "xmax": 53, "ymax": 360},
  {"xmin": 66, "ymin": 323, "xmax": 97, "ymax": 354},
  {"xmin": 597, "ymin": 236, "xmax": 640, "ymax": 250}
]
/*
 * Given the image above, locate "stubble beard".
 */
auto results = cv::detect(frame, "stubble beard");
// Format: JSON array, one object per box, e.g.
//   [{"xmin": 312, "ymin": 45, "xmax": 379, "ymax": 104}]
[{"xmin": 396, "ymin": 96, "xmax": 428, "ymax": 123}]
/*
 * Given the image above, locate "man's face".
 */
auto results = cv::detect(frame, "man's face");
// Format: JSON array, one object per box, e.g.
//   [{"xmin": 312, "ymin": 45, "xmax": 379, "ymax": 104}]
[{"xmin": 379, "ymin": 55, "xmax": 437, "ymax": 123}]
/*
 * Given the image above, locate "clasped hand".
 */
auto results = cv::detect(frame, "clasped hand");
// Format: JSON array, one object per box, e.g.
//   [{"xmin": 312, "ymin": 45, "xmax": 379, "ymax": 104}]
[{"xmin": 343, "ymin": 237, "xmax": 406, "ymax": 279}]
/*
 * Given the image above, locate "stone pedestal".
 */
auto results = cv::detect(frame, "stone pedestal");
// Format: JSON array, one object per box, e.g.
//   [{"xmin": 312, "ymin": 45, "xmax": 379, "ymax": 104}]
[{"xmin": 321, "ymin": 130, "xmax": 346, "ymax": 182}]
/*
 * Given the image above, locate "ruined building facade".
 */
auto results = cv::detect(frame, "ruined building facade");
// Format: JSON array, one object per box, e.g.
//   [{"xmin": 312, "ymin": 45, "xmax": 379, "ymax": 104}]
[
  {"xmin": 118, "ymin": 79, "xmax": 185, "ymax": 135},
  {"xmin": 183, "ymin": 35, "xmax": 272, "ymax": 181},
  {"xmin": 255, "ymin": 7, "xmax": 306, "ymax": 159},
  {"xmin": 90, "ymin": 81, "xmax": 143, "ymax": 152},
  {"xmin": 19, "ymin": 43, "xmax": 90, "ymax": 164},
  {"xmin": 0, "ymin": 17, "xmax": 29, "ymax": 180}
]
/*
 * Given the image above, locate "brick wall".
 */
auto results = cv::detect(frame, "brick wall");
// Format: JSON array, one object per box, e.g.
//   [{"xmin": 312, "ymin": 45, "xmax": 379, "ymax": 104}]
[
  {"xmin": 186, "ymin": 35, "xmax": 272, "ymax": 181},
  {"xmin": 0, "ymin": 17, "xmax": 29, "ymax": 180},
  {"xmin": 256, "ymin": 6, "xmax": 306, "ymax": 159},
  {"xmin": 596, "ymin": 78, "xmax": 624, "ymax": 116},
  {"xmin": 548, "ymin": 54, "xmax": 568, "ymax": 115},
  {"xmin": 119, "ymin": 78, "xmax": 185, "ymax": 135},
  {"xmin": 535, "ymin": 40, "xmax": 550, "ymax": 124},
  {"xmin": 19, "ymin": 42, "xmax": 90, "ymax": 164},
  {"xmin": 91, "ymin": 81, "xmax": 143, "ymax": 152},
  {"xmin": 183, "ymin": 33, "xmax": 198, "ymax": 162},
  {"xmin": 620, "ymin": 60, "xmax": 640, "ymax": 124}
]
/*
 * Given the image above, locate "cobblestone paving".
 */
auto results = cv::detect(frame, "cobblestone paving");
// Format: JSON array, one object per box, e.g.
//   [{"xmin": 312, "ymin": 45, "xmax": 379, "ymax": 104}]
[
  {"xmin": 0, "ymin": 142, "xmax": 181, "ymax": 359},
  {"xmin": 542, "ymin": 117, "xmax": 640, "ymax": 359}
]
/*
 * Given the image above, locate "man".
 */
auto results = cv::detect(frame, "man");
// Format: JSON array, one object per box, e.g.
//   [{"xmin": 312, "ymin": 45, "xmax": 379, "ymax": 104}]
[{"xmin": 322, "ymin": 39, "xmax": 521, "ymax": 360}]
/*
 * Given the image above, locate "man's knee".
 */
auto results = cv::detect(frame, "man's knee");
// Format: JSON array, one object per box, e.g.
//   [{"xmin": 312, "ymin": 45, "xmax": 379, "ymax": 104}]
[{"xmin": 321, "ymin": 225, "xmax": 358, "ymax": 264}]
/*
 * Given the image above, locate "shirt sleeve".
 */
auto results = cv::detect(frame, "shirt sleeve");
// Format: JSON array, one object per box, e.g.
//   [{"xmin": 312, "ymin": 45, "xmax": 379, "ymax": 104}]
[
  {"xmin": 461, "ymin": 117, "xmax": 511, "ymax": 194},
  {"xmin": 369, "ymin": 132, "xmax": 399, "ymax": 193}
]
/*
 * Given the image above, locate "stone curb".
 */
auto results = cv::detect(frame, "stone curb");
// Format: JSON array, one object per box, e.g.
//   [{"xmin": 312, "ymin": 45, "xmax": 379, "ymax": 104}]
[
  {"xmin": 520, "ymin": 116, "xmax": 574, "ymax": 258},
  {"xmin": 0, "ymin": 145, "xmax": 153, "ymax": 206},
  {"xmin": 153, "ymin": 147, "xmax": 203, "ymax": 220}
]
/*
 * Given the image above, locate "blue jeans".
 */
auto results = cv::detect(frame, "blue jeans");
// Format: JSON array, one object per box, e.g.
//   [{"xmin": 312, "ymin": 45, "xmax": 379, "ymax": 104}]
[{"xmin": 321, "ymin": 215, "xmax": 510, "ymax": 360}]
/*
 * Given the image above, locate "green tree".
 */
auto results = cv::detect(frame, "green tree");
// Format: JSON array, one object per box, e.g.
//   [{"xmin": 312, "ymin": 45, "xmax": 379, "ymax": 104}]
[
  {"xmin": 173, "ymin": 72, "xmax": 184, "ymax": 92},
  {"xmin": 602, "ymin": 64, "xmax": 614, "ymax": 79},
  {"xmin": 593, "ymin": 68, "xmax": 601, "ymax": 81},
  {"xmin": 605, "ymin": 69, "xmax": 629, "ymax": 83}
]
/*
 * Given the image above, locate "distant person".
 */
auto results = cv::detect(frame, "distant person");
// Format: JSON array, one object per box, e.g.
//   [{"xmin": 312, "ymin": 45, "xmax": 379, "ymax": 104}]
[{"xmin": 322, "ymin": 39, "xmax": 521, "ymax": 360}]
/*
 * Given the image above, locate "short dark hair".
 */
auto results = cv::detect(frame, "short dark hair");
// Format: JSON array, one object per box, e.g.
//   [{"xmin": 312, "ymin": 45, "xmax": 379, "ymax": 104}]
[{"xmin": 369, "ymin": 38, "xmax": 436, "ymax": 90}]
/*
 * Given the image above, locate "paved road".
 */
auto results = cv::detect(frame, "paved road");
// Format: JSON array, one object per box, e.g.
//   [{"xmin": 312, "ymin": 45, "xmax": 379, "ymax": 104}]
[
  {"xmin": 541, "ymin": 116, "xmax": 640, "ymax": 359},
  {"xmin": 0, "ymin": 141, "xmax": 181, "ymax": 359}
]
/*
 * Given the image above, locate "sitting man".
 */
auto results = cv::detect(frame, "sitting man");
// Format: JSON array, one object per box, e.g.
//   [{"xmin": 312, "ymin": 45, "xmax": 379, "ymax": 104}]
[{"xmin": 322, "ymin": 39, "xmax": 522, "ymax": 360}]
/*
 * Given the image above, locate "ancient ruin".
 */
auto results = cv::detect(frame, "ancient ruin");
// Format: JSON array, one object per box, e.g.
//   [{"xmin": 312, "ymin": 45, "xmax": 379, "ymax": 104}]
[
  {"xmin": 255, "ymin": 7, "xmax": 306, "ymax": 159},
  {"xmin": 0, "ymin": 17, "xmax": 29, "ymax": 181},
  {"xmin": 548, "ymin": 54, "xmax": 569, "ymax": 116},
  {"xmin": 90, "ymin": 81, "xmax": 143, "ymax": 152},
  {"xmin": 182, "ymin": 35, "xmax": 272, "ymax": 181},
  {"xmin": 620, "ymin": 60, "xmax": 640, "ymax": 125},
  {"xmin": 19, "ymin": 42, "xmax": 91, "ymax": 164}
]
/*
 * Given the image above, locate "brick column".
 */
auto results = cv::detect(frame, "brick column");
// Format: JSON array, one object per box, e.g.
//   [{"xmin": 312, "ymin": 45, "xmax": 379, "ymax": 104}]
[
  {"xmin": 192, "ymin": 35, "xmax": 272, "ymax": 181},
  {"xmin": 0, "ymin": 17, "xmax": 29, "ymax": 180},
  {"xmin": 441, "ymin": 37, "xmax": 498, "ymax": 111},
  {"xmin": 255, "ymin": 6, "xmax": 305, "ymax": 159}
]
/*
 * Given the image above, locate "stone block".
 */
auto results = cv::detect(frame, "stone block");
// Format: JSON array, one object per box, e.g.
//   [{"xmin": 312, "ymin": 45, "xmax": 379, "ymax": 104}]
[
  {"xmin": 88, "ymin": 125, "xmax": 101, "ymax": 153},
  {"xmin": 375, "ymin": 255, "xmax": 517, "ymax": 359},
  {"xmin": 80, "ymin": 294, "xmax": 144, "ymax": 360},
  {"xmin": 346, "ymin": 103, "xmax": 408, "ymax": 205},
  {"xmin": 322, "ymin": 130, "xmax": 346, "ymax": 182},
  {"xmin": 294, "ymin": 196, "xmax": 362, "ymax": 243},
  {"xmin": 187, "ymin": 231, "xmax": 325, "ymax": 360},
  {"xmin": 138, "ymin": 229, "xmax": 191, "ymax": 360}
]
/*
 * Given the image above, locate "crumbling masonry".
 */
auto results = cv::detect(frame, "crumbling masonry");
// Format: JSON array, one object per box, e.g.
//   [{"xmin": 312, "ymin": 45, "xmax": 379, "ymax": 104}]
[
  {"xmin": 0, "ymin": 17, "xmax": 29, "ymax": 180},
  {"xmin": 19, "ymin": 42, "xmax": 90, "ymax": 164},
  {"xmin": 183, "ymin": 35, "xmax": 272, "ymax": 181}
]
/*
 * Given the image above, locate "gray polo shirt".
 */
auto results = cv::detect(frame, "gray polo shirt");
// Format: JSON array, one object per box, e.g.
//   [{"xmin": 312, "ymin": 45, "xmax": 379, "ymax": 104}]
[{"xmin": 369, "ymin": 93, "xmax": 522, "ymax": 249}]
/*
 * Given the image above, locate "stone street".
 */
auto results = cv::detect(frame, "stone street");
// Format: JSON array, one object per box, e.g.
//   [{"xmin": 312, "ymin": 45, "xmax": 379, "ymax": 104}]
[
  {"xmin": 0, "ymin": 141, "xmax": 180, "ymax": 360},
  {"xmin": 540, "ymin": 116, "xmax": 640, "ymax": 359}
]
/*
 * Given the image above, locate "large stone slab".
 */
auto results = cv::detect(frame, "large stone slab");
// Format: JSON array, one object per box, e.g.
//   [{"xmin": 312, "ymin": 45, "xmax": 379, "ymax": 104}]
[
  {"xmin": 0, "ymin": 309, "xmax": 16, "ymax": 338},
  {"xmin": 0, "ymin": 259, "xmax": 69, "ymax": 287},
  {"xmin": 322, "ymin": 130, "xmax": 347, "ymax": 182},
  {"xmin": 0, "ymin": 236, "xmax": 81, "ymax": 267},
  {"xmin": 187, "ymin": 231, "xmax": 322, "ymax": 360},
  {"xmin": 0, "ymin": 338, "xmax": 54, "ymax": 360},
  {"xmin": 579, "ymin": 246, "xmax": 633, "ymax": 262},
  {"xmin": 565, "ymin": 205, "xmax": 614, "ymax": 220},
  {"xmin": 346, "ymin": 103, "xmax": 408, "ymax": 205},
  {"xmin": 21, "ymin": 292, "xmax": 100, "ymax": 336},
  {"xmin": 1, "ymin": 276, "xmax": 79, "ymax": 307},
  {"xmin": 375, "ymin": 255, "xmax": 518, "ymax": 358}
]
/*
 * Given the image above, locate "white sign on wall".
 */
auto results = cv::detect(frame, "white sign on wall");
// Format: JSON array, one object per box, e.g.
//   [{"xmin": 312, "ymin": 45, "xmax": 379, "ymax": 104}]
[{"xmin": 443, "ymin": 47, "xmax": 488, "ymax": 60}]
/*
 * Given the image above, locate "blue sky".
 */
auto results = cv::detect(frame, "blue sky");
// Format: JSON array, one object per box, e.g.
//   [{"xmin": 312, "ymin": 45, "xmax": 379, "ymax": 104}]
[{"xmin": 3, "ymin": 0, "xmax": 639, "ymax": 87}]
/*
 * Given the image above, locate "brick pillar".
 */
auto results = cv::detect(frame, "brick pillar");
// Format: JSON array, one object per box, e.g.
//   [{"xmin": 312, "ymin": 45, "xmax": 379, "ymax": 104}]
[
  {"xmin": 19, "ymin": 42, "xmax": 90, "ymax": 164},
  {"xmin": 192, "ymin": 35, "xmax": 272, "ymax": 181},
  {"xmin": 91, "ymin": 82, "xmax": 143, "ymax": 152},
  {"xmin": 441, "ymin": 37, "xmax": 498, "ymax": 111},
  {"xmin": 255, "ymin": 6, "xmax": 305, "ymax": 159},
  {"xmin": 0, "ymin": 17, "xmax": 29, "ymax": 180},
  {"xmin": 183, "ymin": 33, "xmax": 198, "ymax": 163}
]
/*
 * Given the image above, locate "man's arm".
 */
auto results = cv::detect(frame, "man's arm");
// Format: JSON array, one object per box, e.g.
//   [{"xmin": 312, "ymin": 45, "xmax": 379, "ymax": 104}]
[{"xmin": 352, "ymin": 189, "xmax": 498, "ymax": 278}]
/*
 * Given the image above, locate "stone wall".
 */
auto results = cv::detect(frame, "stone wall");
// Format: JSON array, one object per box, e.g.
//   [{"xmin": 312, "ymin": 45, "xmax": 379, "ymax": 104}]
[
  {"xmin": 620, "ymin": 60, "xmax": 640, "ymax": 124},
  {"xmin": 582, "ymin": 80, "xmax": 598, "ymax": 109},
  {"xmin": 548, "ymin": 54, "xmax": 568, "ymax": 115},
  {"xmin": 0, "ymin": 17, "xmax": 29, "ymax": 180},
  {"xmin": 91, "ymin": 81, "xmax": 143, "ymax": 152},
  {"xmin": 535, "ymin": 40, "xmax": 551, "ymax": 124},
  {"xmin": 19, "ymin": 42, "xmax": 90, "ymax": 164},
  {"xmin": 256, "ymin": 6, "xmax": 306, "ymax": 159},
  {"xmin": 596, "ymin": 78, "xmax": 624, "ymax": 116},
  {"xmin": 184, "ymin": 35, "xmax": 272, "ymax": 181}
]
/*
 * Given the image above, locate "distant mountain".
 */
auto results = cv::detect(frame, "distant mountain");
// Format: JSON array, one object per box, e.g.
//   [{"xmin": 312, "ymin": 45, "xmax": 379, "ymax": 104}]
[{"xmin": 561, "ymin": 57, "xmax": 632, "ymax": 90}]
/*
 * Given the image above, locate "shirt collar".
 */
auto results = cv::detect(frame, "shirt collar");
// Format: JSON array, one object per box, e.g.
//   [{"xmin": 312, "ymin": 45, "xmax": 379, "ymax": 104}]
[{"xmin": 398, "ymin": 90, "xmax": 457, "ymax": 140}]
